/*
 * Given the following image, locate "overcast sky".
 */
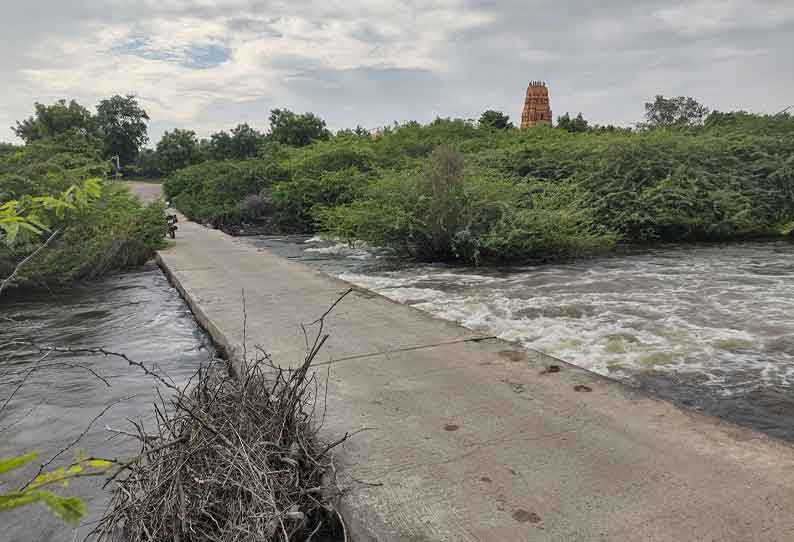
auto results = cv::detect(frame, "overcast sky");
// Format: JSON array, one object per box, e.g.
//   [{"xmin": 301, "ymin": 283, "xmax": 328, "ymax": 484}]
[{"xmin": 1, "ymin": 0, "xmax": 792, "ymax": 143}]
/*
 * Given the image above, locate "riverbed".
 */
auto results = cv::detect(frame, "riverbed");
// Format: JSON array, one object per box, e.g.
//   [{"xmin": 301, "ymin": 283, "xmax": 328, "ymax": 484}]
[
  {"xmin": 0, "ymin": 268, "xmax": 213, "ymax": 542},
  {"xmin": 252, "ymin": 236, "xmax": 794, "ymax": 441}
]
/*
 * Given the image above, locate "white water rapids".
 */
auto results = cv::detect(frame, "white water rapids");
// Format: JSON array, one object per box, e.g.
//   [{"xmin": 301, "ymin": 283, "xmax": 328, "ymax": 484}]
[{"xmin": 255, "ymin": 236, "xmax": 794, "ymax": 439}]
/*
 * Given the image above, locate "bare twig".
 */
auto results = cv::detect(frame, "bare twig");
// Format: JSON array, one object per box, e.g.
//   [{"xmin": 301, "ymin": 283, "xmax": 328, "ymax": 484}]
[
  {"xmin": 92, "ymin": 290, "xmax": 357, "ymax": 542},
  {"xmin": 310, "ymin": 288, "xmax": 353, "ymax": 326},
  {"xmin": 0, "ymin": 350, "xmax": 53, "ymax": 414},
  {"xmin": 0, "ymin": 228, "xmax": 61, "ymax": 296},
  {"xmin": 20, "ymin": 394, "xmax": 135, "ymax": 491}
]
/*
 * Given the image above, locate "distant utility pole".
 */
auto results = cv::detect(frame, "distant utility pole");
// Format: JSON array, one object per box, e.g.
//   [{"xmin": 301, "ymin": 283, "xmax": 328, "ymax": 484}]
[{"xmin": 111, "ymin": 155, "xmax": 122, "ymax": 181}]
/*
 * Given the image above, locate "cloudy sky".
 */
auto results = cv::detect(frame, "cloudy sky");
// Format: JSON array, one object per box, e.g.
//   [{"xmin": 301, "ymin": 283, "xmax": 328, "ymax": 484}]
[{"xmin": 1, "ymin": 0, "xmax": 792, "ymax": 143}]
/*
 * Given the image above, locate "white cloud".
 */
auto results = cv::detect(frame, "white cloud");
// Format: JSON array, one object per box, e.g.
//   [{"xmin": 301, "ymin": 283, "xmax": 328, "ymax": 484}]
[
  {"xmin": 654, "ymin": 0, "xmax": 794, "ymax": 36},
  {"xmin": 0, "ymin": 0, "xmax": 791, "ymax": 141}
]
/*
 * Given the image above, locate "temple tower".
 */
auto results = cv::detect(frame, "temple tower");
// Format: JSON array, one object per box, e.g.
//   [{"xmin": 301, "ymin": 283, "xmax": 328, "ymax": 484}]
[{"xmin": 520, "ymin": 81, "xmax": 552, "ymax": 128}]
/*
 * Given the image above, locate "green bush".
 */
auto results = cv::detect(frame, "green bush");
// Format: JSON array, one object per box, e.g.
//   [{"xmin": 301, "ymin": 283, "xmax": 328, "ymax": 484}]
[
  {"xmin": 161, "ymin": 110, "xmax": 794, "ymax": 261},
  {"xmin": 165, "ymin": 160, "xmax": 274, "ymax": 224},
  {"xmin": 317, "ymin": 147, "xmax": 614, "ymax": 264},
  {"xmin": 0, "ymin": 136, "xmax": 166, "ymax": 288},
  {"xmin": 3, "ymin": 184, "xmax": 166, "ymax": 287},
  {"xmin": 270, "ymin": 167, "xmax": 371, "ymax": 232}
]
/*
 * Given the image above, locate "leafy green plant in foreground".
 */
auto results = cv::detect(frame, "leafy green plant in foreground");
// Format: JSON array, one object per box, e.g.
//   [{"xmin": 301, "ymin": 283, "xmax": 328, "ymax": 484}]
[
  {"xmin": 1, "ymin": 178, "xmax": 101, "ymax": 246},
  {"xmin": 0, "ymin": 452, "xmax": 112, "ymax": 524}
]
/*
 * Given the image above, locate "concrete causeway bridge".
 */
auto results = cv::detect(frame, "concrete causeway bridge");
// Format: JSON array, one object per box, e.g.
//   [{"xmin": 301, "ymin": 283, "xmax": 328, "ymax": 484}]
[{"xmin": 130, "ymin": 183, "xmax": 794, "ymax": 541}]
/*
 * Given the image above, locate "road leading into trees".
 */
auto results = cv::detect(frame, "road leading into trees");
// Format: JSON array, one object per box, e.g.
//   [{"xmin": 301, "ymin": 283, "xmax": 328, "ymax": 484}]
[
  {"xmin": 129, "ymin": 182, "xmax": 794, "ymax": 541},
  {"xmin": 125, "ymin": 180, "xmax": 164, "ymax": 204}
]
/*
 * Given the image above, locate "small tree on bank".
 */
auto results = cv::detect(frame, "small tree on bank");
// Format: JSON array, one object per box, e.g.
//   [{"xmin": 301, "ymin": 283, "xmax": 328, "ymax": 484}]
[
  {"xmin": 478, "ymin": 110, "xmax": 513, "ymax": 130},
  {"xmin": 156, "ymin": 129, "xmax": 203, "ymax": 175},
  {"xmin": 267, "ymin": 109, "xmax": 330, "ymax": 147},
  {"xmin": 96, "ymin": 95, "xmax": 150, "ymax": 165},
  {"xmin": 643, "ymin": 95, "xmax": 710, "ymax": 129},
  {"xmin": 12, "ymin": 100, "xmax": 98, "ymax": 143},
  {"xmin": 557, "ymin": 112, "xmax": 589, "ymax": 133}
]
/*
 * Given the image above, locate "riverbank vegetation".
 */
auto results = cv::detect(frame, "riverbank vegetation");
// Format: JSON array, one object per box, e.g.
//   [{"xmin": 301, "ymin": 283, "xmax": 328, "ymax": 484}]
[
  {"xmin": 156, "ymin": 97, "xmax": 793, "ymax": 264},
  {"xmin": 0, "ymin": 97, "xmax": 166, "ymax": 290},
  {"xmin": 4, "ymin": 94, "xmax": 794, "ymax": 266}
]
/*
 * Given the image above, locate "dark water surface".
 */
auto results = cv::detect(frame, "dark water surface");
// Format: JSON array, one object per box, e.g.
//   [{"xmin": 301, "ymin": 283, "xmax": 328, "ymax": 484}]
[
  {"xmin": 252, "ymin": 236, "xmax": 794, "ymax": 441},
  {"xmin": 0, "ymin": 269, "xmax": 212, "ymax": 542}
]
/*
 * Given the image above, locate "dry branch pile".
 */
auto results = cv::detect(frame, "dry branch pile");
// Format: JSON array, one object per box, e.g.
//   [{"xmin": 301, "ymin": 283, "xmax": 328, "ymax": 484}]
[{"xmin": 94, "ymin": 330, "xmax": 346, "ymax": 541}]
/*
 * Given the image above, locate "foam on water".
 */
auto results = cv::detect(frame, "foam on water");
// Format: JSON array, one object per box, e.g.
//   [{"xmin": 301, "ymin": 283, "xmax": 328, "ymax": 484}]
[{"xmin": 290, "ymin": 240, "xmax": 794, "ymax": 395}]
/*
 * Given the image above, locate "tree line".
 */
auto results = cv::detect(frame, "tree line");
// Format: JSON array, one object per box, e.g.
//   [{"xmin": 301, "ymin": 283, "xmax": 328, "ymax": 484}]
[
  {"xmin": 1, "ymin": 95, "xmax": 165, "ymax": 288},
  {"xmin": 4, "ymin": 92, "xmax": 793, "ymax": 268}
]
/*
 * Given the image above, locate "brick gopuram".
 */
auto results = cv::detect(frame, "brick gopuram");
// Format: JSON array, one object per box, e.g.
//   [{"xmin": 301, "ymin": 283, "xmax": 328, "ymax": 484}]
[{"xmin": 520, "ymin": 81, "xmax": 552, "ymax": 128}]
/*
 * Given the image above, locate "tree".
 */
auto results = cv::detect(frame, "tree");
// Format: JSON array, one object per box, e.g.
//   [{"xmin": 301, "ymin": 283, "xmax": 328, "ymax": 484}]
[
  {"xmin": 96, "ymin": 95, "xmax": 150, "ymax": 165},
  {"xmin": 478, "ymin": 110, "xmax": 513, "ymax": 130},
  {"xmin": 207, "ymin": 124, "xmax": 265, "ymax": 160},
  {"xmin": 156, "ymin": 129, "xmax": 203, "ymax": 175},
  {"xmin": 133, "ymin": 148, "xmax": 163, "ymax": 178},
  {"xmin": 208, "ymin": 130, "xmax": 233, "ymax": 160},
  {"xmin": 557, "ymin": 112, "xmax": 589, "ymax": 133},
  {"xmin": 336, "ymin": 125, "xmax": 369, "ymax": 137},
  {"xmin": 643, "ymin": 95, "xmax": 710, "ymax": 129},
  {"xmin": 12, "ymin": 100, "xmax": 98, "ymax": 143},
  {"xmin": 267, "ymin": 109, "xmax": 330, "ymax": 147},
  {"xmin": 229, "ymin": 123, "xmax": 264, "ymax": 159}
]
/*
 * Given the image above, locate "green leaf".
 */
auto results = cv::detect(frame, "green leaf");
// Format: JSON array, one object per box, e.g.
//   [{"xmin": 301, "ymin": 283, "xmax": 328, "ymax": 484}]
[
  {"xmin": 3, "ymin": 222, "xmax": 19, "ymax": 244},
  {"xmin": 0, "ymin": 452, "xmax": 38, "ymax": 474},
  {"xmin": 0, "ymin": 492, "xmax": 40, "ymax": 512},
  {"xmin": 33, "ymin": 491, "xmax": 86, "ymax": 525}
]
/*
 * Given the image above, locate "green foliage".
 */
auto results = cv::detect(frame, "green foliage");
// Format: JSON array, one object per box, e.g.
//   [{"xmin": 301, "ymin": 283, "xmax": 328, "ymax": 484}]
[
  {"xmin": 0, "ymin": 452, "xmax": 112, "ymax": 525},
  {"xmin": 268, "ymin": 109, "xmax": 331, "ymax": 147},
  {"xmin": 0, "ymin": 131, "xmax": 166, "ymax": 288},
  {"xmin": 557, "ymin": 112, "xmax": 589, "ymax": 133},
  {"xmin": 704, "ymin": 110, "xmax": 794, "ymax": 136},
  {"xmin": 479, "ymin": 110, "xmax": 513, "ymax": 130},
  {"xmin": 0, "ymin": 178, "xmax": 101, "ymax": 246},
  {"xmin": 96, "ymin": 95, "xmax": 150, "ymax": 165},
  {"xmin": 271, "ymin": 167, "xmax": 371, "ymax": 232},
  {"xmin": 0, "ymin": 143, "xmax": 18, "ymax": 160},
  {"xmin": 643, "ymin": 95, "xmax": 710, "ymax": 129},
  {"xmin": 208, "ymin": 123, "xmax": 266, "ymax": 160},
  {"xmin": 0, "ymin": 136, "xmax": 107, "ymax": 203},
  {"xmin": 318, "ymin": 146, "xmax": 613, "ymax": 263},
  {"xmin": 165, "ymin": 159, "xmax": 274, "ymax": 224},
  {"xmin": 161, "ymin": 108, "xmax": 794, "ymax": 262},
  {"xmin": 129, "ymin": 148, "xmax": 164, "ymax": 179},
  {"xmin": 156, "ymin": 129, "xmax": 204, "ymax": 175},
  {"xmin": 336, "ymin": 125, "xmax": 370, "ymax": 138},
  {"xmin": 12, "ymin": 100, "xmax": 99, "ymax": 143},
  {"xmin": 163, "ymin": 137, "xmax": 376, "ymax": 229}
]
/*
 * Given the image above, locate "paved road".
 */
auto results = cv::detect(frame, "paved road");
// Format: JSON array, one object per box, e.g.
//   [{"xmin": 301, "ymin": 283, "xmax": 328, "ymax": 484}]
[
  {"xmin": 131, "ymin": 182, "xmax": 794, "ymax": 541},
  {"xmin": 125, "ymin": 181, "xmax": 163, "ymax": 204}
]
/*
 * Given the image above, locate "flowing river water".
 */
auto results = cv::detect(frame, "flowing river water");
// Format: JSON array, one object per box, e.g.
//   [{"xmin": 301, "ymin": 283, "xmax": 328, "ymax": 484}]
[
  {"xmin": 1, "ymin": 238, "xmax": 793, "ymax": 540},
  {"xmin": 252, "ymin": 236, "xmax": 794, "ymax": 441},
  {"xmin": 0, "ymin": 268, "xmax": 213, "ymax": 542}
]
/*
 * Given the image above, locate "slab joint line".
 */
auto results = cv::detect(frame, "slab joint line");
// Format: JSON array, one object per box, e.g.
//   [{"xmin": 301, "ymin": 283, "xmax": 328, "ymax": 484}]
[{"xmin": 314, "ymin": 336, "xmax": 498, "ymax": 367}]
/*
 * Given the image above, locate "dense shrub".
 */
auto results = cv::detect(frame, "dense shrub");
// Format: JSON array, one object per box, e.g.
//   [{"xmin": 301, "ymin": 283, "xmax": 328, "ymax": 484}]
[
  {"xmin": 10, "ymin": 186, "xmax": 167, "ymax": 285},
  {"xmin": 0, "ymin": 138, "xmax": 166, "ymax": 288},
  {"xmin": 317, "ymin": 147, "xmax": 613, "ymax": 263},
  {"xmin": 162, "ymin": 111, "xmax": 794, "ymax": 262},
  {"xmin": 164, "ymin": 160, "xmax": 274, "ymax": 225},
  {"xmin": 270, "ymin": 167, "xmax": 372, "ymax": 232}
]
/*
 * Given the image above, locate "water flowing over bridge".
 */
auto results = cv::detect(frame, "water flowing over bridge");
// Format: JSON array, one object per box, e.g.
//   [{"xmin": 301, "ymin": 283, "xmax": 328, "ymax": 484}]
[{"xmin": 132, "ymin": 183, "xmax": 794, "ymax": 541}]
